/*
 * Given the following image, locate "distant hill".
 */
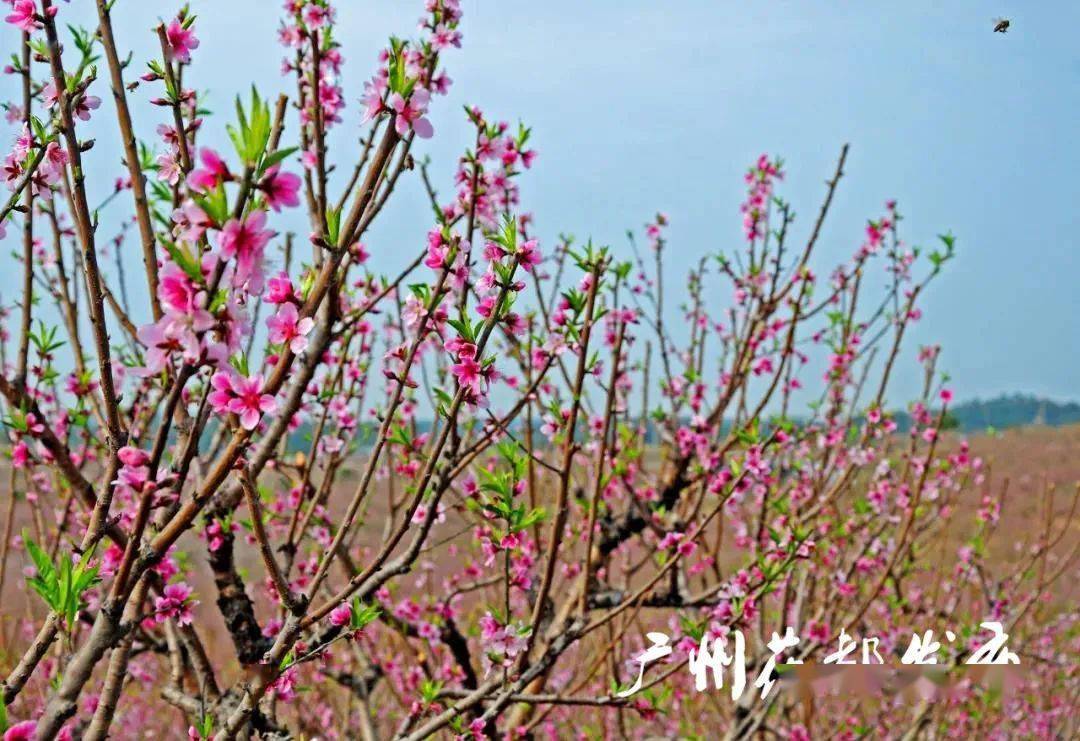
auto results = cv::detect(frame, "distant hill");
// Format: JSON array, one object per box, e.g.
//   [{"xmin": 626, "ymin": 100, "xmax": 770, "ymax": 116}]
[{"xmin": 896, "ymin": 394, "xmax": 1080, "ymax": 433}]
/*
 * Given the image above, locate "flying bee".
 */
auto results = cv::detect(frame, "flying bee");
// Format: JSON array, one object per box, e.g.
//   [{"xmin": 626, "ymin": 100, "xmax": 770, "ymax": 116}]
[{"xmin": 993, "ymin": 17, "xmax": 1010, "ymax": 33}]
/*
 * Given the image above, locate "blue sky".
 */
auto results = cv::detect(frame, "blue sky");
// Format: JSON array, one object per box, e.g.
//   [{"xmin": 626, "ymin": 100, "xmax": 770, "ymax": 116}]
[{"xmin": 1, "ymin": 1, "xmax": 1078, "ymax": 404}]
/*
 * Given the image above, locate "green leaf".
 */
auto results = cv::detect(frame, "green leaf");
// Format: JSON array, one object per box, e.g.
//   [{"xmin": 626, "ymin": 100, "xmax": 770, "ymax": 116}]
[
  {"xmin": 259, "ymin": 146, "xmax": 299, "ymax": 175},
  {"xmin": 23, "ymin": 535, "xmax": 99, "ymax": 630},
  {"xmin": 229, "ymin": 353, "xmax": 250, "ymax": 377},
  {"xmin": 446, "ymin": 317, "xmax": 475, "ymax": 343},
  {"xmin": 325, "ymin": 205, "xmax": 342, "ymax": 245},
  {"xmin": 226, "ymin": 86, "xmax": 272, "ymax": 166},
  {"xmin": 163, "ymin": 239, "xmax": 203, "ymax": 283},
  {"xmin": 192, "ymin": 182, "xmax": 229, "ymax": 226},
  {"xmin": 30, "ymin": 115, "xmax": 48, "ymax": 146},
  {"xmin": 419, "ymin": 678, "xmax": 443, "ymax": 705},
  {"xmin": 350, "ymin": 599, "xmax": 381, "ymax": 630},
  {"xmin": 25, "ymin": 536, "xmax": 55, "ymax": 588}
]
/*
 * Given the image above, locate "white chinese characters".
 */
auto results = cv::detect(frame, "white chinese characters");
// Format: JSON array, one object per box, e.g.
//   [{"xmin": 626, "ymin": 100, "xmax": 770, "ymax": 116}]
[{"xmin": 619, "ymin": 621, "xmax": 1019, "ymax": 700}]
